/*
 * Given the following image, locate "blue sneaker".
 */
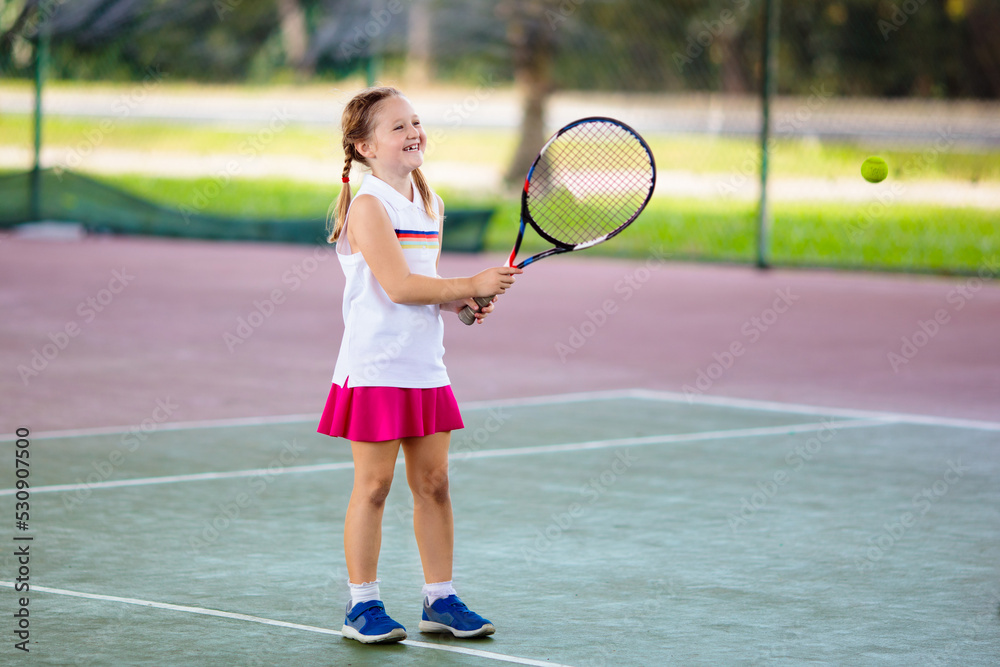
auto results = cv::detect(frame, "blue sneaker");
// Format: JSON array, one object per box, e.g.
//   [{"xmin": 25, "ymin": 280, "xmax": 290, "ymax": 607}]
[
  {"xmin": 419, "ymin": 594, "xmax": 495, "ymax": 638},
  {"xmin": 341, "ymin": 599, "xmax": 407, "ymax": 644}
]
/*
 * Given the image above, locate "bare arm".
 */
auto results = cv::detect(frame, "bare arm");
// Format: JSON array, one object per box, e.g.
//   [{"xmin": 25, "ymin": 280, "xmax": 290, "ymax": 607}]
[{"xmin": 350, "ymin": 194, "xmax": 518, "ymax": 306}]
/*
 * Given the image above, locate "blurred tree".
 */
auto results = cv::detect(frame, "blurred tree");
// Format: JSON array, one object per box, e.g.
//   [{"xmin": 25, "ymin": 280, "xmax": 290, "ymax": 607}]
[
  {"xmin": 777, "ymin": 0, "xmax": 999, "ymax": 98},
  {"xmin": 305, "ymin": 0, "xmax": 408, "ymax": 79},
  {"xmin": 497, "ymin": 0, "xmax": 558, "ymax": 188},
  {"xmin": 1, "ymin": 0, "xmax": 997, "ymax": 99},
  {"xmin": 964, "ymin": 1, "xmax": 1000, "ymax": 97},
  {"xmin": 406, "ymin": 0, "xmax": 433, "ymax": 85},
  {"xmin": 277, "ymin": 0, "xmax": 310, "ymax": 74},
  {"xmin": 0, "ymin": 1, "xmax": 31, "ymax": 73}
]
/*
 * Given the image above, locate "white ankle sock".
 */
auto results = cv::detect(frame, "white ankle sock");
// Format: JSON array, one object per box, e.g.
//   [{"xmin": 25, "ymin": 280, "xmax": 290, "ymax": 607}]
[
  {"xmin": 422, "ymin": 580, "xmax": 457, "ymax": 605},
  {"xmin": 348, "ymin": 579, "xmax": 381, "ymax": 607}
]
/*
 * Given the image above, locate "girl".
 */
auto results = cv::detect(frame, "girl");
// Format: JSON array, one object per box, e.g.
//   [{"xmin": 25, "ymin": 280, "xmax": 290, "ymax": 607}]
[{"xmin": 317, "ymin": 86, "xmax": 521, "ymax": 644}]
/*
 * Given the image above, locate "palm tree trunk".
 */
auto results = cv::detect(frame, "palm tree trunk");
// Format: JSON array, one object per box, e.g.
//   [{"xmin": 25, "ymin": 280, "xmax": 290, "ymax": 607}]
[
  {"xmin": 501, "ymin": 0, "xmax": 555, "ymax": 188},
  {"xmin": 277, "ymin": 0, "xmax": 310, "ymax": 74}
]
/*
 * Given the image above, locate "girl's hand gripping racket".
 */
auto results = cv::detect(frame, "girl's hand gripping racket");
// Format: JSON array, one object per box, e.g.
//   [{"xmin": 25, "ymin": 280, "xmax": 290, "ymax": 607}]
[{"xmin": 459, "ymin": 117, "xmax": 656, "ymax": 325}]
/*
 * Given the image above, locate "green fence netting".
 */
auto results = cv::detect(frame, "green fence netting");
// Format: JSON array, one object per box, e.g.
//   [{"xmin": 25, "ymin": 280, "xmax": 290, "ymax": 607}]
[
  {"xmin": 1, "ymin": 0, "xmax": 997, "ymax": 272},
  {"xmin": 0, "ymin": 169, "xmax": 492, "ymax": 250}
]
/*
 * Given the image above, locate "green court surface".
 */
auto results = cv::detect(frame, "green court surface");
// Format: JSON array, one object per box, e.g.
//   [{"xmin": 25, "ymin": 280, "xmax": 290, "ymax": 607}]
[{"xmin": 2, "ymin": 390, "xmax": 998, "ymax": 666}]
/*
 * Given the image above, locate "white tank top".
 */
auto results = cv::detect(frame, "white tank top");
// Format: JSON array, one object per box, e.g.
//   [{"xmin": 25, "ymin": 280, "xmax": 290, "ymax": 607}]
[{"xmin": 332, "ymin": 174, "xmax": 451, "ymax": 389}]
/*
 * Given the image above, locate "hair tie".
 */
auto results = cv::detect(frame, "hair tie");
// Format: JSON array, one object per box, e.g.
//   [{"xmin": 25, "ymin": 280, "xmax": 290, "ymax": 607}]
[{"xmin": 342, "ymin": 177, "xmax": 350, "ymax": 183}]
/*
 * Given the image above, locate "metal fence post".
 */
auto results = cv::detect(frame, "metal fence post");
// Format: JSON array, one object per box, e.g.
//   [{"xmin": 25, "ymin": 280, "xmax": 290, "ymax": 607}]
[
  {"xmin": 30, "ymin": 10, "xmax": 50, "ymax": 222},
  {"xmin": 756, "ymin": 0, "xmax": 780, "ymax": 269}
]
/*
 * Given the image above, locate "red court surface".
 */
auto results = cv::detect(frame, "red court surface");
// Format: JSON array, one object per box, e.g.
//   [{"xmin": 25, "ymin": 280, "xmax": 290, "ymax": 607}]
[{"xmin": 1, "ymin": 232, "xmax": 997, "ymax": 434}]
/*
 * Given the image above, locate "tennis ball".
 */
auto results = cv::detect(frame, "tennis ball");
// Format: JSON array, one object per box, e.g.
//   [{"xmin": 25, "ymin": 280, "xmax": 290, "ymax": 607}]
[{"xmin": 861, "ymin": 156, "xmax": 888, "ymax": 183}]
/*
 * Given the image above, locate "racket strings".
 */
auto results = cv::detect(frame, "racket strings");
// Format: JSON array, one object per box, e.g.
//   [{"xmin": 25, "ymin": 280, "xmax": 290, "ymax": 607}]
[{"xmin": 527, "ymin": 121, "xmax": 654, "ymax": 246}]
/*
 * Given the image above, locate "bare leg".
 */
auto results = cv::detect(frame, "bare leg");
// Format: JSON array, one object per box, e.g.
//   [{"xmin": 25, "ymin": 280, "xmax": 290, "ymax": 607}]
[
  {"xmin": 344, "ymin": 439, "xmax": 401, "ymax": 584},
  {"xmin": 402, "ymin": 431, "xmax": 453, "ymax": 584}
]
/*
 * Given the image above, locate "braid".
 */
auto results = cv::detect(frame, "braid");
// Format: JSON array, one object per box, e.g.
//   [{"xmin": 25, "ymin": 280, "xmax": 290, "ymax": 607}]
[
  {"xmin": 341, "ymin": 155, "xmax": 352, "ymax": 182},
  {"xmin": 326, "ymin": 86, "xmax": 407, "ymax": 243},
  {"xmin": 327, "ymin": 154, "xmax": 354, "ymax": 243}
]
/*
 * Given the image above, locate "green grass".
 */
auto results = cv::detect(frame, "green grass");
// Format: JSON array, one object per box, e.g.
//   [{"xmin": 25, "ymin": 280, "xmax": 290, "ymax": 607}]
[
  {"xmin": 88, "ymin": 173, "xmax": 338, "ymax": 218},
  {"xmin": 484, "ymin": 195, "xmax": 1000, "ymax": 273},
  {"xmin": 3, "ymin": 169, "xmax": 995, "ymax": 273},
  {"xmin": 643, "ymin": 134, "xmax": 1000, "ymax": 183},
  {"xmin": 768, "ymin": 202, "xmax": 998, "ymax": 272},
  {"xmin": 82, "ymin": 173, "xmax": 494, "ymax": 219},
  {"xmin": 3, "ymin": 112, "xmax": 998, "ymax": 182},
  {"xmin": 92, "ymin": 174, "xmax": 1000, "ymax": 273},
  {"xmin": 0, "ymin": 114, "xmax": 340, "ymax": 159},
  {"xmin": 0, "ymin": 114, "xmax": 513, "ymax": 165}
]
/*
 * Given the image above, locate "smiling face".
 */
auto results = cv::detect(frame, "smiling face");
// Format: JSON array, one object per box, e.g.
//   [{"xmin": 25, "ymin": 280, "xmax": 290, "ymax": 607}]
[{"xmin": 356, "ymin": 95, "xmax": 427, "ymax": 181}]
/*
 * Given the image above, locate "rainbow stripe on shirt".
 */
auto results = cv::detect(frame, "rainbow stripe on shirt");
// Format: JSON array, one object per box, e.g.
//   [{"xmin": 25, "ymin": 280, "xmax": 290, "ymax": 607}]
[{"xmin": 396, "ymin": 229, "xmax": 440, "ymax": 250}]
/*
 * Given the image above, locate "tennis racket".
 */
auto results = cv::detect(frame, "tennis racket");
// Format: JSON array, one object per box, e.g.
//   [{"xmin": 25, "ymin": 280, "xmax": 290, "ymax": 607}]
[{"xmin": 459, "ymin": 116, "xmax": 656, "ymax": 325}]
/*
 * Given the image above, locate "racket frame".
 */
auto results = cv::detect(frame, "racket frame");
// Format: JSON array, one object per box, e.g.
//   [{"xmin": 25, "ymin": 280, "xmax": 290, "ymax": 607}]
[
  {"xmin": 510, "ymin": 116, "xmax": 657, "ymax": 269},
  {"xmin": 460, "ymin": 116, "xmax": 656, "ymax": 324}
]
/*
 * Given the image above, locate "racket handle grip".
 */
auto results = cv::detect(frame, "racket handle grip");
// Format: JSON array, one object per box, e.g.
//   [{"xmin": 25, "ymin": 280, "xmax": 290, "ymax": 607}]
[{"xmin": 458, "ymin": 296, "xmax": 495, "ymax": 326}]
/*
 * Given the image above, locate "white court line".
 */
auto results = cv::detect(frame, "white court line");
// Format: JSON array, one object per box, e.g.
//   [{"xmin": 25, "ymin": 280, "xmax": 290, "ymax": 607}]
[
  {"xmin": 0, "ymin": 389, "xmax": 629, "ymax": 442},
  {"xmin": 0, "ymin": 412, "xmax": 320, "ymax": 442},
  {"xmin": 451, "ymin": 418, "xmax": 888, "ymax": 460},
  {"xmin": 0, "ymin": 461, "xmax": 355, "ymax": 496},
  {"xmin": 0, "ymin": 582, "xmax": 575, "ymax": 667},
  {"xmin": 3, "ymin": 386, "xmax": 996, "ymax": 442},
  {"xmin": 0, "ymin": 419, "xmax": 885, "ymax": 497},
  {"xmin": 625, "ymin": 388, "xmax": 1000, "ymax": 432},
  {"xmin": 458, "ymin": 388, "xmax": 646, "ymax": 411}
]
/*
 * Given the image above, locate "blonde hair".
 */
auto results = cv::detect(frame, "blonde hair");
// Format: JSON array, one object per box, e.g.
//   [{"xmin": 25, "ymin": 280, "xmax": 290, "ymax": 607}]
[{"xmin": 326, "ymin": 86, "xmax": 437, "ymax": 243}]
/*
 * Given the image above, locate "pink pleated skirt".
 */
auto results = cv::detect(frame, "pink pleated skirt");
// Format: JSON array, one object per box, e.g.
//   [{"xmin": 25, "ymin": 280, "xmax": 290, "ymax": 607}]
[{"xmin": 316, "ymin": 378, "xmax": 464, "ymax": 442}]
